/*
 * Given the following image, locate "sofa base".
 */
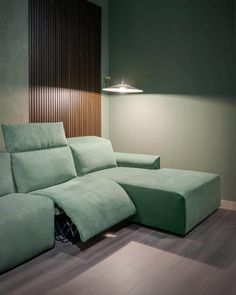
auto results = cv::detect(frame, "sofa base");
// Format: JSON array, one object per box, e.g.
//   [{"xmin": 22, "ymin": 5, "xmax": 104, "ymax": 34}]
[
  {"xmin": 0, "ymin": 194, "xmax": 54, "ymax": 274},
  {"xmin": 55, "ymin": 213, "xmax": 79, "ymax": 243}
]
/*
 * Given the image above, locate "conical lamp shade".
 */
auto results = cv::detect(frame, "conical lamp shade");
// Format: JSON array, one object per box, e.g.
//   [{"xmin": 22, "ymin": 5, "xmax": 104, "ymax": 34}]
[{"xmin": 103, "ymin": 82, "xmax": 143, "ymax": 94}]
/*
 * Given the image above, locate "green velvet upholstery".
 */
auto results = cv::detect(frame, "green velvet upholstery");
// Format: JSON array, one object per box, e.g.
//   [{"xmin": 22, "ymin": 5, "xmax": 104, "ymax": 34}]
[
  {"xmin": 0, "ymin": 153, "xmax": 15, "ymax": 196},
  {"xmin": 0, "ymin": 194, "xmax": 54, "ymax": 273},
  {"xmin": 2, "ymin": 122, "xmax": 67, "ymax": 153},
  {"xmin": 92, "ymin": 168, "xmax": 221, "ymax": 235},
  {"xmin": 0, "ymin": 122, "xmax": 221, "ymax": 248},
  {"xmin": 12, "ymin": 147, "xmax": 77, "ymax": 193},
  {"xmin": 69, "ymin": 136, "xmax": 117, "ymax": 176},
  {"xmin": 32, "ymin": 175, "xmax": 136, "ymax": 242},
  {"xmin": 115, "ymin": 152, "xmax": 160, "ymax": 169},
  {"xmin": 67, "ymin": 136, "xmax": 107, "ymax": 145}
]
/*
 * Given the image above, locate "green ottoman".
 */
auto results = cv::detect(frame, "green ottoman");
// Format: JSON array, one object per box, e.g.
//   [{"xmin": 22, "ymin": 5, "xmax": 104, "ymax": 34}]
[
  {"xmin": 0, "ymin": 194, "xmax": 54, "ymax": 273},
  {"xmin": 92, "ymin": 168, "xmax": 221, "ymax": 235}
]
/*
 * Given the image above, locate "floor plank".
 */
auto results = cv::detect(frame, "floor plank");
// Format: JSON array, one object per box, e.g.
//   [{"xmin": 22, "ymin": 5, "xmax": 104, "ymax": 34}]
[{"xmin": 1, "ymin": 201, "xmax": 236, "ymax": 295}]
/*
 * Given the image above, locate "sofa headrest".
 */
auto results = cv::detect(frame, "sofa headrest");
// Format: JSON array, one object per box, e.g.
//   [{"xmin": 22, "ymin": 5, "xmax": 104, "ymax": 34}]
[
  {"xmin": 0, "ymin": 153, "xmax": 16, "ymax": 197},
  {"xmin": 1, "ymin": 122, "xmax": 68, "ymax": 153}
]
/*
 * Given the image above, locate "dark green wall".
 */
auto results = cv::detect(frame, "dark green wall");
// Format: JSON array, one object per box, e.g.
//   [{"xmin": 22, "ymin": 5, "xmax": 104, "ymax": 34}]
[
  {"xmin": 109, "ymin": 0, "xmax": 236, "ymax": 201},
  {"xmin": 110, "ymin": 0, "xmax": 235, "ymax": 95}
]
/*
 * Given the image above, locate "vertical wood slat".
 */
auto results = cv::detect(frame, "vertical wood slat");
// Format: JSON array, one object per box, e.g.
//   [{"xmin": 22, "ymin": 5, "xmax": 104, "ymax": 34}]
[{"xmin": 29, "ymin": 0, "xmax": 101, "ymax": 137}]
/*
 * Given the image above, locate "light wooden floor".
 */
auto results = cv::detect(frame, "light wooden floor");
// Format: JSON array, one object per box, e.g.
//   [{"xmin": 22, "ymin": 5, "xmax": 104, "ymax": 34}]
[{"xmin": 1, "ymin": 201, "xmax": 236, "ymax": 295}]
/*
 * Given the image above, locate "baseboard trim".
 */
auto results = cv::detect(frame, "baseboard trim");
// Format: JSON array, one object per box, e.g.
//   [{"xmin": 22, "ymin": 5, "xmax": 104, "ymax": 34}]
[{"xmin": 221, "ymin": 200, "xmax": 236, "ymax": 210}]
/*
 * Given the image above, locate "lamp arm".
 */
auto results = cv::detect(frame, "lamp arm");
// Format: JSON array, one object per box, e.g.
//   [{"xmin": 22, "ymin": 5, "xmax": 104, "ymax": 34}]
[{"xmin": 104, "ymin": 76, "xmax": 112, "ymax": 87}]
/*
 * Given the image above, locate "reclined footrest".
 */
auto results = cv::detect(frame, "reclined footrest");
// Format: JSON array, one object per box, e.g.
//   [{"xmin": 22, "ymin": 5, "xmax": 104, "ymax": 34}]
[{"xmin": 55, "ymin": 213, "xmax": 79, "ymax": 243}]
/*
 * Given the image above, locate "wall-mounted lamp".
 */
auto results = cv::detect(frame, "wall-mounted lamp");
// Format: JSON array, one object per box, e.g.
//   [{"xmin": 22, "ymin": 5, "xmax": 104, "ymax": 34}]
[{"xmin": 102, "ymin": 76, "xmax": 143, "ymax": 94}]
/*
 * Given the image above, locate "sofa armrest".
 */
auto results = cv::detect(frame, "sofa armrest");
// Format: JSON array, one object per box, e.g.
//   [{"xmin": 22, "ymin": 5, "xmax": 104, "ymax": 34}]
[{"xmin": 114, "ymin": 152, "xmax": 160, "ymax": 170}]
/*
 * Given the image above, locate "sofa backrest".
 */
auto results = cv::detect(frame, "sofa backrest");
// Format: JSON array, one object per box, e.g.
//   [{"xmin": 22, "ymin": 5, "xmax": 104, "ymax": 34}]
[
  {"xmin": 68, "ymin": 136, "xmax": 117, "ymax": 176},
  {"xmin": 1, "ymin": 123, "xmax": 77, "ymax": 193},
  {"xmin": 0, "ymin": 153, "xmax": 16, "ymax": 197}
]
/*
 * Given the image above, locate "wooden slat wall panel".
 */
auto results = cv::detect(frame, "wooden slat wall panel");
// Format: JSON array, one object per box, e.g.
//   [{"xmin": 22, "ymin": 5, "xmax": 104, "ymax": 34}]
[{"xmin": 29, "ymin": 0, "xmax": 101, "ymax": 137}]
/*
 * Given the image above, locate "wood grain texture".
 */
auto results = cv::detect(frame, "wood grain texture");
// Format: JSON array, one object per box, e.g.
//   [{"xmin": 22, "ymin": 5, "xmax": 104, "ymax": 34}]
[
  {"xmin": 29, "ymin": 0, "xmax": 101, "ymax": 137},
  {"xmin": 1, "ymin": 202, "xmax": 236, "ymax": 295}
]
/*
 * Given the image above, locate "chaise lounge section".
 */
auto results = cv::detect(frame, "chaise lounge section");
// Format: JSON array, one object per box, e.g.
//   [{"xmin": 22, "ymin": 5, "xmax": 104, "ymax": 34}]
[{"xmin": 92, "ymin": 167, "xmax": 220, "ymax": 235}]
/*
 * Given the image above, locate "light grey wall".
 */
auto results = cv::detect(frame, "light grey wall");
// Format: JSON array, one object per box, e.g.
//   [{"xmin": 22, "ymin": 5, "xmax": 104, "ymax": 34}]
[
  {"xmin": 0, "ymin": 0, "xmax": 29, "ymax": 151},
  {"xmin": 109, "ymin": 0, "xmax": 236, "ymax": 200},
  {"xmin": 88, "ymin": 0, "xmax": 110, "ymax": 138}
]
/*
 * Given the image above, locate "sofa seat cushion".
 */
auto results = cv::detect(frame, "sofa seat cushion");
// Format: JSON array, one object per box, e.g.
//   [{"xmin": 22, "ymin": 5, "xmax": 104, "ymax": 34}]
[
  {"xmin": 92, "ymin": 168, "xmax": 221, "ymax": 235},
  {"xmin": 12, "ymin": 146, "xmax": 77, "ymax": 193},
  {"xmin": 0, "ymin": 194, "xmax": 54, "ymax": 273},
  {"xmin": 32, "ymin": 176, "xmax": 136, "ymax": 242}
]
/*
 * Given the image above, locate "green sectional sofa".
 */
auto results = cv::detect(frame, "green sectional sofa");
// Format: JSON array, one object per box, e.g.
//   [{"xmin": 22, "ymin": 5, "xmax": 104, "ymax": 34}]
[{"xmin": 0, "ymin": 122, "xmax": 221, "ymax": 273}]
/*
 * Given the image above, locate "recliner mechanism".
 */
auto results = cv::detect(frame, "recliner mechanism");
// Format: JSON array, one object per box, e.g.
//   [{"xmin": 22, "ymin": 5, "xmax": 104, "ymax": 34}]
[{"xmin": 55, "ymin": 213, "xmax": 79, "ymax": 244}]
